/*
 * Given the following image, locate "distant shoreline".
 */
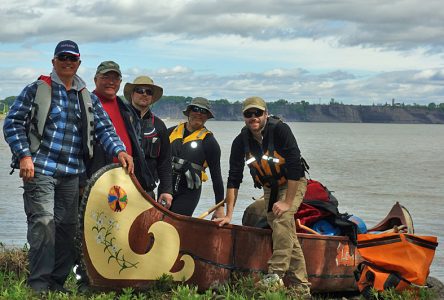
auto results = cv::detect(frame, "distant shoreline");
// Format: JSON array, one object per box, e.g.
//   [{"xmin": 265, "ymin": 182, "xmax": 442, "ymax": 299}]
[
  {"xmin": 153, "ymin": 101, "xmax": 444, "ymax": 124},
  {"xmin": 2, "ymin": 105, "xmax": 444, "ymax": 124},
  {"xmin": 1, "ymin": 114, "xmax": 443, "ymax": 124}
]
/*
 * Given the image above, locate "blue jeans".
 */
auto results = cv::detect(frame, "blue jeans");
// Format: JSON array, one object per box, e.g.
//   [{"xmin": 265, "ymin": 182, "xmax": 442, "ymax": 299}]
[{"xmin": 23, "ymin": 173, "xmax": 79, "ymax": 291}]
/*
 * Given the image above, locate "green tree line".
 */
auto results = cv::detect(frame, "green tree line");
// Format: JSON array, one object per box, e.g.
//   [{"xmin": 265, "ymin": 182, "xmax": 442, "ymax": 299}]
[{"xmin": 1, "ymin": 95, "xmax": 444, "ymax": 115}]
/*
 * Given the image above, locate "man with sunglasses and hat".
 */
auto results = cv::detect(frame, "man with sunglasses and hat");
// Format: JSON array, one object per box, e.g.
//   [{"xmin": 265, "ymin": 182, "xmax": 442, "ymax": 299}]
[
  {"xmin": 123, "ymin": 76, "xmax": 173, "ymax": 208},
  {"xmin": 3, "ymin": 40, "xmax": 134, "ymax": 293},
  {"xmin": 214, "ymin": 96, "xmax": 310, "ymax": 297},
  {"xmin": 168, "ymin": 97, "xmax": 224, "ymax": 216}
]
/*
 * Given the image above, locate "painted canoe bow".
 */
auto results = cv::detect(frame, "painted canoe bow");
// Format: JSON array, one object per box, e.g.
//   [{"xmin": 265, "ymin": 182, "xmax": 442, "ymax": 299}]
[{"xmin": 78, "ymin": 164, "xmax": 411, "ymax": 292}]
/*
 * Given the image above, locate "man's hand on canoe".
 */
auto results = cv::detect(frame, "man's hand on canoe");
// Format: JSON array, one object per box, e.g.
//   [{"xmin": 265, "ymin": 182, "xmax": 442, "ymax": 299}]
[
  {"xmin": 213, "ymin": 214, "xmax": 232, "ymax": 226},
  {"xmin": 117, "ymin": 151, "xmax": 134, "ymax": 174},
  {"xmin": 211, "ymin": 206, "xmax": 225, "ymax": 220}
]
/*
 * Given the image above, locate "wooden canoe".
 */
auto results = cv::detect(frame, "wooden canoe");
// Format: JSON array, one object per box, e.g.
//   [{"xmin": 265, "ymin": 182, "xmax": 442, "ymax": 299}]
[{"xmin": 78, "ymin": 165, "xmax": 413, "ymax": 292}]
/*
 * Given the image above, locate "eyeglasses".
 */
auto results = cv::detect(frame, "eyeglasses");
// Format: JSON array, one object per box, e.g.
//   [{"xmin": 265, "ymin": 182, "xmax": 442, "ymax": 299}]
[
  {"xmin": 243, "ymin": 109, "xmax": 264, "ymax": 118},
  {"xmin": 56, "ymin": 54, "xmax": 80, "ymax": 62},
  {"xmin": 190, "ymin": 106, "xmax": 209, "ymax": 114},
  {"xmin": 98, "ymin": 74, "xmax": 121, "ymax": 82},
  {"xmin": 134, "ymin": 87, "xmax": 153, "ymax": 96}
]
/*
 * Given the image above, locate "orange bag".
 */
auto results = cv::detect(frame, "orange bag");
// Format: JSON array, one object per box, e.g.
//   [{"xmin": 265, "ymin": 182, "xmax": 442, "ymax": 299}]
[{"xmin": 355, "ymin": 233, "xmax": 438, "ymax": 297}]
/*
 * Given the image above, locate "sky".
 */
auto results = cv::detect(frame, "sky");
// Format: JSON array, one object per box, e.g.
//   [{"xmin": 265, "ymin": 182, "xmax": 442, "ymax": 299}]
[{"xmin": 1, "ymin": 0, "xmax": 444, "ymax": 105}]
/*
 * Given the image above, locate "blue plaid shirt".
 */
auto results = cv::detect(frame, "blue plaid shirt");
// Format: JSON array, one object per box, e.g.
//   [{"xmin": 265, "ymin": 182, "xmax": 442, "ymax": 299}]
[{"xmin": 3, "ymin": 72, "xmax": 126, "ymax": 176}]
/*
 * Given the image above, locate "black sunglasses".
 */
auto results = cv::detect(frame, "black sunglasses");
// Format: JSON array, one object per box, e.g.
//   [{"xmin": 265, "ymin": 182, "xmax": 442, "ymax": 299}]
[
  {"xmin": 243, "ymin": 109, "xmax": 264, "ymax": 118},
  {"xmin": 190, "ymin": 106, "xmax": 209, "ymax": 114},
  {"xmin": 134, "ymin": 87, "xmax": 153, "ymax": 96},
  {"xmin": 56, "ymin": 54, "xmax": 80, "ymax": 62}
]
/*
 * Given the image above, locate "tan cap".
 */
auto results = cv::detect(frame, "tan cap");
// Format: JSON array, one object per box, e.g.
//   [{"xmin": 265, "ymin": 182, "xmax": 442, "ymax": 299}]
[{"xmin": 242, "ymin": 96, "xmax": 267, "ymax": 112}]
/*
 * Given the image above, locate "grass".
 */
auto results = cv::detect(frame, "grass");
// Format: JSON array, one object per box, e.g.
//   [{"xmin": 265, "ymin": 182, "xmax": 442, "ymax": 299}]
[{"xmin": 0, "ymin": 243, "xmax": 438, "ymax": 300}]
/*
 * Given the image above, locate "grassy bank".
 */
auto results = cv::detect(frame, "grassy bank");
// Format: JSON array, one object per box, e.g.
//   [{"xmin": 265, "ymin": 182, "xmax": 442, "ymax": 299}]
[{"xmin": 0, "ymin": 244, "xmax": 437, "ymax": 299}]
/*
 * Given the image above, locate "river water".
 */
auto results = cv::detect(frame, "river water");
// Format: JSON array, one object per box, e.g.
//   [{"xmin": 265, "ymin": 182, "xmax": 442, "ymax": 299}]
[{"xmin": 1, "ymin": 119, "xmax": 443, "ymax": 281}]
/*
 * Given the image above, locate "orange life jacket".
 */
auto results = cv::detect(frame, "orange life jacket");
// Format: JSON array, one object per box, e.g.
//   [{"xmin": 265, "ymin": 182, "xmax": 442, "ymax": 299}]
[
  {"xmin": 245, "ymin": 150, "xmax": 287, "ymax": 188},
  {"xmin": 242, "ymin": 117, "xmax": 290, "ymax": 212},
  {"xmin": 242, "ymin": 117, "xmax": 287, "ymax": 189}
]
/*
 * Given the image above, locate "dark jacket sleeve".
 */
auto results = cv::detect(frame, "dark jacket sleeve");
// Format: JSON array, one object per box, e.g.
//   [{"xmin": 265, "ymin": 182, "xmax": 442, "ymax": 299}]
[
  {"xmin": 154, "ymin": 117, "xmax": 173, "ymax": 195},
  {"xmin": 202, "ymin": 133, "xmax": 224, "ymax": 204},
  {"xmin": 274, "ymin": 121, "xmax": 305, "ymax": 180},
  {"xmin": 120, "ymin": 98, "xmax": 156, "ymax": 191},
  {"xmin": 226, "ymin": 133, "xmax": 245, "ymax": 189}
]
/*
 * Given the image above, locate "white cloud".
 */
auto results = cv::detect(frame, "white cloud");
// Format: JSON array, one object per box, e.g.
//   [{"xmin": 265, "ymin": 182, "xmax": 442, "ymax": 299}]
[
  {"xmin": 157, "ymin": 66, "xmax": 193, "ymax": 76},
  {"xmin": 1, "ymin": 0, "xmax": 444, "ymax": 104}
]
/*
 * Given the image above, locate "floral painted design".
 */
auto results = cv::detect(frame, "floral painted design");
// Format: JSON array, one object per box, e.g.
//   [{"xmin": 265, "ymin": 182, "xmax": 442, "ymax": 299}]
[{"xmin": 91, "ymin": 211, "xmax": 138, "ymax": 273}]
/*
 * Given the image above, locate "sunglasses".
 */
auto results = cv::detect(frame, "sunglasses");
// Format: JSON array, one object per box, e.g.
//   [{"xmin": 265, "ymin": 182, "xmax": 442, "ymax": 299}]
[
  {"xmin": 243, "ymin": 109, "xmax": 264, "ymax": 118},
  {"xmin": 189, "ymin": 106, "xmax": 209, "ymax": 114},
  {"xmin": 134, "ymin": 87, "xmax": 153, "ymax": 96},
  {"xmin": 56, "ymin": 54, "xmax": 80, "ymax": 62}
]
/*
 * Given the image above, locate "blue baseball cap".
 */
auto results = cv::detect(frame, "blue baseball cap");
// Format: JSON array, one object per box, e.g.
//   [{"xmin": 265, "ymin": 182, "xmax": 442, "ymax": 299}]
[{"xmin": 54, "ymin": 40, "xmax": 80, "ymax": 57}]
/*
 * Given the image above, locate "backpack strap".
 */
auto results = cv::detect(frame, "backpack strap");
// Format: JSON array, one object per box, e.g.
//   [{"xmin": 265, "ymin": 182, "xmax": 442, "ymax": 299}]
[
  {"xmin": 242, "ymin": 126, "xmax": 262, "ymax": 189},
  {"xmin": 79, "ymin": 89, "xmax": 95, "ymax": 159},
  {"xmin": 29, "ymin": 80, "xmax": 52, "ymax": 153},
  {"xmin": 29, "ymin": 79, "xmax": 94, "ymax": 158},
  {"xmin": 263, "ymin": 119, "xmax": 280, "ymax": 212}
]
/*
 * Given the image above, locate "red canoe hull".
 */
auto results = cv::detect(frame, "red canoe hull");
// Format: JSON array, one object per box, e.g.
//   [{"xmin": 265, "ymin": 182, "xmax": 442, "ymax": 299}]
[{"xmin": 79, "ymin": 165, "xmax": 411, "ymax": 292}]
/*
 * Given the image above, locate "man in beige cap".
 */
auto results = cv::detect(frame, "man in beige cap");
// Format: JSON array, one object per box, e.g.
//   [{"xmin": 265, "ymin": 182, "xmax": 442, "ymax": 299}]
[
  {"xmin": 124, "ymin": 76, "xmax": 173, "ymax": 207},
  {"xmin": 214, "ymin": 96, "xmax": 310, "ymax": 297},
  {"xmin": 167, "ymin": 97, "xmax": 224, "ymax": 216}
]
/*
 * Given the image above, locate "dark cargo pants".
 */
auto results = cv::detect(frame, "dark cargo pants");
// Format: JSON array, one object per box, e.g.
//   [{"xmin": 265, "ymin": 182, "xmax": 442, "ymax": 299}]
[{"xmin": 23, "ymin": 173, "xmax": 79, "ymax": 292}]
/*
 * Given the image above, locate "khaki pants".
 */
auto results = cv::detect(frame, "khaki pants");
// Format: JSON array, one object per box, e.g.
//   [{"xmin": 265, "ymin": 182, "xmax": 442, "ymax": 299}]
[{"xmin": 263, "ymin": 178, "xmax": 309, "ymax": 285}]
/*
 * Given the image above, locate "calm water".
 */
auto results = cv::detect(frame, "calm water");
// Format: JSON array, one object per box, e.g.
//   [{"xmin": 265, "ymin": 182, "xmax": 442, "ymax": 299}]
[{"xmin": 1, "ymin": 120, "xmax": 443, "ymax": 281}]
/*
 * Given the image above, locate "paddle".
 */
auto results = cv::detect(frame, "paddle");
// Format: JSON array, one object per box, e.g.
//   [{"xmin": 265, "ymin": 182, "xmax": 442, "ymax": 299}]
[
  {"xmin": 369, "ymin": 224, "xmax": 407, "ymax": 234},
  {"xmin": 197, "ymin": 199, "xmax": 226, "ymax": 219}
]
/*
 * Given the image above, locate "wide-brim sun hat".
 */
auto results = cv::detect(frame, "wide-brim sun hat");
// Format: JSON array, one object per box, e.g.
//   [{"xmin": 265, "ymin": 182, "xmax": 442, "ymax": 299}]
[
  {"xmin": 183, "ymin": 97, "xmax": 214, "ymax": 119},
  {"xmin": 123, "ymin": 76, "xmax": 163, "ymax": 103}
]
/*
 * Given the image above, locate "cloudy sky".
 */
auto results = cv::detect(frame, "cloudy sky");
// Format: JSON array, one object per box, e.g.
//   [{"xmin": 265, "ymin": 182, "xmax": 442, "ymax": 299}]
[{"xmin": 1, "ymin": 0, "xmax": 444, "ymax": 105}]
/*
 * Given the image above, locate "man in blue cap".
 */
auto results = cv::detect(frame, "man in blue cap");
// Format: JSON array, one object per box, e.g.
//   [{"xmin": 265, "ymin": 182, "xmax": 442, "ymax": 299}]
[{"xmin": 3, "ymin": 40, "xmax": 134, "ymax": 293}]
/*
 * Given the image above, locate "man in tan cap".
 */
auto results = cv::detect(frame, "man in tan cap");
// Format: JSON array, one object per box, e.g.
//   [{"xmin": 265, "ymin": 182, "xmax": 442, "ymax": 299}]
[
  {"xmin": 214, "ymin": 96, "xmax": 310, "ymax": 297},
  {"xmin": 167, "ymin": 97, "xmax": 224, "ymax": 216},
  {"xmin": 124, "ymin": 76, "xmax": 173, "ymax": 207}
]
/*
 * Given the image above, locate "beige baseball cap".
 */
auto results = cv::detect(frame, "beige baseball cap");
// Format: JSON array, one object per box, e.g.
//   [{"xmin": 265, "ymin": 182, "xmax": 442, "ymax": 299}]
[{"xmin": 242, "ymin": 96, "xmax": 267, "ymax": 112}]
